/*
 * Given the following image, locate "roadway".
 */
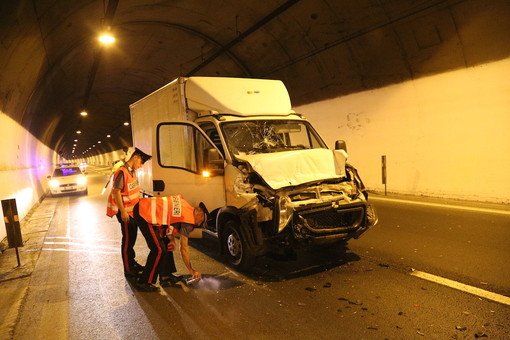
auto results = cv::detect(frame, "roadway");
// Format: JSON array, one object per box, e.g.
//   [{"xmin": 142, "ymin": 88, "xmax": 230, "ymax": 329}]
[{"xmin": 1, "ymin": 165, "xmax": 509, "ymax": 339}]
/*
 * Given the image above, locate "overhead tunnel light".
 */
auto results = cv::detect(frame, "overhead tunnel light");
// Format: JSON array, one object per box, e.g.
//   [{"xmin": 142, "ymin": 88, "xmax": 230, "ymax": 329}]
[
  {"xmin": 98, "ymin": 32, "xmax": 115, "ymax": 45},
  {"xmin": 80, "ymin": 111, "xmax": 88, "ymax": 116}
]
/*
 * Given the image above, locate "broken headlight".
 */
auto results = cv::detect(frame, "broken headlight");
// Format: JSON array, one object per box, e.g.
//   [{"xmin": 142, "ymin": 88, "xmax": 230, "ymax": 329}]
[{"xmin": 277, "ymin": 196, "xmax": 293, "ymax": 233}]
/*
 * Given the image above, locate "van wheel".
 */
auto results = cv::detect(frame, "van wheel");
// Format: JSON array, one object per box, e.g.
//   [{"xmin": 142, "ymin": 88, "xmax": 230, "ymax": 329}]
[{"xmin": 223, "ymin": 220, "xmax": 255, "ymax": 271}]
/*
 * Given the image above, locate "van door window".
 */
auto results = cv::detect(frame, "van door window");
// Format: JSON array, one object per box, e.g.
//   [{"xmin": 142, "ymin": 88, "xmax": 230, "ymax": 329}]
[
  {"xmin": 198, "ymin": 122, "xmax": 225, "ymax": 157},
  {"xmin": 157, "ymin": 123, "xmax": 223, "ymax": 173}
]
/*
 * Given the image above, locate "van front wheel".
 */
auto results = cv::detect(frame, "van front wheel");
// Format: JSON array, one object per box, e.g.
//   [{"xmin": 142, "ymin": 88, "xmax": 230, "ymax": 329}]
[{"xmin": 223, "ymin": 220, "xmax": 255, "ymax": 271}]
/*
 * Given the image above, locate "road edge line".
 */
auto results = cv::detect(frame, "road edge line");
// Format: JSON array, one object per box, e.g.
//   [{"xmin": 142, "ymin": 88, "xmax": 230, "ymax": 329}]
[
  {"xmin": 370, "ymin": 196, "xmax": 510, "ymax": 215},
  {"xmin": 410, "ymin": 269, "xmax": 510, "ymax": 306}
]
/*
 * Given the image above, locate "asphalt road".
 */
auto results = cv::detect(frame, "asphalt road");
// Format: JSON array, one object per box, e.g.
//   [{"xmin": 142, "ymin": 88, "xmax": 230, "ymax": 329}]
[{"xmin": 9, "ymin": 166, "xmax": 510, "ymax": 339}]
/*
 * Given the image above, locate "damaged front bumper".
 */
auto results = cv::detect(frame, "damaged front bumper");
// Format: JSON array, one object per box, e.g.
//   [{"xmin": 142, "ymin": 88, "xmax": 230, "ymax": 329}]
[{"xmin": 293, "ymin": 201, "xmax": 377, "ymax": 243}]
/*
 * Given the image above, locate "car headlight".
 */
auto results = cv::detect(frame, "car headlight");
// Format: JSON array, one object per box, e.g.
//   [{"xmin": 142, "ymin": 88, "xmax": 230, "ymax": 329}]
[
  {"xmin": 77, "ymin": 176, "xmax": 87, "ymax": 185},
  {"xmin": 278, "ymin": 196, "xmax": 293, "ymax": 232},
  {"xmin": 50, "ymin": 179, "xmax": 60, "ymax": 187}
]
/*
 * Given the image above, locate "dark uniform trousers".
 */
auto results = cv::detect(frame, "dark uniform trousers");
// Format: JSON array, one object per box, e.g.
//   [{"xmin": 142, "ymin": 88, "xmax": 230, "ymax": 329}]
[
  {"xmin": 115, "ymin": 212, "xmax": 138, "ymax": 273},
  {"xmin": 133, "ymin": 203, "xmax": 177, "ymax": 284}
]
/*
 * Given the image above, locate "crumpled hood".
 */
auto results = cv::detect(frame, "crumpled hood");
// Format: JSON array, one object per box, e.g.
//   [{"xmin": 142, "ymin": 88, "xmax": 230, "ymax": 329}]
[{"xmin": 235, "ymin": 148, "xmax": 347, "ymax": 190}]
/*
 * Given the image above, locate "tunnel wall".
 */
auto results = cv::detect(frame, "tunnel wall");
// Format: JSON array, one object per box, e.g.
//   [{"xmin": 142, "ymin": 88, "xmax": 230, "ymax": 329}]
[
  {"xmin": 0, "ymin": 113, "xmax": 55, "ymax": 244},
  {"xmin": 297, "ymin": 58, "xmax": 510, "ymax": 203}
]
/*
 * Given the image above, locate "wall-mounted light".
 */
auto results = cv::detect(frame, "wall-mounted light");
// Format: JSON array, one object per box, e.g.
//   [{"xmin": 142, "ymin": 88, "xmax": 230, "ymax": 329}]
[
  {"xmin": 76, "ymin": 130, "xmax": 82, "ymax": 134},
  {"xmin": 124, "ymin": 122, "xmax": 130, "ymax": 126},
  {"xmin": 107, "ymin": 134, "xmax": 111, "ymax": 138},
  {"xmin": 80, "ymin": 111, "xmax": 88, "ymax": 116}
]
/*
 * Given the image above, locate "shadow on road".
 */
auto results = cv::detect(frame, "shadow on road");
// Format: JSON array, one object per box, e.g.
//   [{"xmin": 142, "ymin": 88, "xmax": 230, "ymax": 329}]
[{"xmin": 190, "ymin": 237, "xmax": 361, "ymax": 283}]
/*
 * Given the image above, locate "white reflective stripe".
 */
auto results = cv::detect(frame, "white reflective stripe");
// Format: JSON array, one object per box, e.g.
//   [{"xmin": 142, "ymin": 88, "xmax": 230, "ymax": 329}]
[
  {"xmin": 162, "ymin": 197, "xmax": 169, "ymax": 225},
  {"xmin": 107, "ymin": 202, "xmax": 118, "ymax": 212},
  {"xmin": 150, "ymin": 197, "xmax": 157, "ymax": 224},
  {"xmin": 123, "ymin": 193, "xmax": 139, "ymax": 201}
]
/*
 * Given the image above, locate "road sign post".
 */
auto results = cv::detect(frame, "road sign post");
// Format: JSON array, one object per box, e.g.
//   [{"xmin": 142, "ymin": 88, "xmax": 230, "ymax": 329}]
[{"xmin": 2, "ymin": 199, "xmax": 24, "ymax": 266}]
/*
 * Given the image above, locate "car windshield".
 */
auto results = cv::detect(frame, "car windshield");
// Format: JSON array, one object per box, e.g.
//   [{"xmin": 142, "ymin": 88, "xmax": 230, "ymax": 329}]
[
  {"xmin": 53, "ymin": 167, "xmax": 82, "ymax": 177},
  {"xmin": 221, "ymin": 120, "xmax": 327, "ymax": 156}
]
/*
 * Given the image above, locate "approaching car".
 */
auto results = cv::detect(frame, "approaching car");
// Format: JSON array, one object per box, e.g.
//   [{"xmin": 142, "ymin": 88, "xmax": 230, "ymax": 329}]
[{"xmin": 48, "ymin": 166, "xmax": 88, "ymax": 195}]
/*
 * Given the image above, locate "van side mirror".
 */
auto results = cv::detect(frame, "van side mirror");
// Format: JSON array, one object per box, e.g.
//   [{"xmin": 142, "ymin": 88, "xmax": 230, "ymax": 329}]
[
  {"xmin": 203, "ymin": 148, "xmax": 224, "ymax": 176},
  {"xmin": 335, "ymin": 140, "xmax": 347, "ymax": 152}
]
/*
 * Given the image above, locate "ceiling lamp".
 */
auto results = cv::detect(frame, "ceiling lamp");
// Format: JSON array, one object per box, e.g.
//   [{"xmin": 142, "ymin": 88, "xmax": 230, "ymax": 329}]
[{"xmin": 99, "ymin": 27, "xmax": 115, "ymax": 45}]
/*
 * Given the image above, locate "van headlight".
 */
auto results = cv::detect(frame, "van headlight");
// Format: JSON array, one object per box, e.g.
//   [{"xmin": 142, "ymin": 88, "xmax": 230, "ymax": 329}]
[
  {"xmin": 50, "ymin": 179, "xmax": 60, "ymax": 187},
  {"xmin": 77, "ymin": 176, "xmax": 87, "ymax": 185},
  {"xmin": 278, "ymin": 196, "xmax": 293, "ymax": 232}
]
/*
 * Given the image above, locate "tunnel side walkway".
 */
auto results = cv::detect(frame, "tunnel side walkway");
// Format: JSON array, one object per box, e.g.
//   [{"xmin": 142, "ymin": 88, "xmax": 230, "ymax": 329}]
[{"xmin": 0, "ymin": 197, "xmax": 58, "ymax": 339}]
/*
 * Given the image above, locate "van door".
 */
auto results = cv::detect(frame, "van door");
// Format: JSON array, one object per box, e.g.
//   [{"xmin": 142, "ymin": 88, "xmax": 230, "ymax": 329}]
[{"xmin": 155, "ymin": 122, "xmax": 226, "ymax": 211}]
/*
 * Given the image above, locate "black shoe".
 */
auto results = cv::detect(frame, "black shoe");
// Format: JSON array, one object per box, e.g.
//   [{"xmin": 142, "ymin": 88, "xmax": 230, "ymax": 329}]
[
  {"xmin": 133, "ymin": 263, "xmax": 145, "ymax": 274},
  {"xmin": 124, "ymin": 270, "xmax": 139, "ymax": 278},
  {"xmin": 135, "ymin": 281, "xmax": 159, "ymax": 292},
  {"xmin": 160, "ymin": 274, "xmax": 182, "ymax": 287}
]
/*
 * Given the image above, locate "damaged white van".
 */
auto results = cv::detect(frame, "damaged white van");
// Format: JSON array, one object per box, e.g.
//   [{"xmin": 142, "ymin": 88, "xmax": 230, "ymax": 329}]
[{"xmin": 130, "ymin": 76, "xmax": 378, "ymax": 270}]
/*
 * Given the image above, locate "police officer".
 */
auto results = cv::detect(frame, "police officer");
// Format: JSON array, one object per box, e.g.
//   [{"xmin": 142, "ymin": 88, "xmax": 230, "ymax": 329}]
[
  {"xmin": 106, "ymin": 147, "xmax": 151, "ymax": 278},
  {"xmin": 133, "ymin": 195, "xmax": 207, "ymax": 292}
]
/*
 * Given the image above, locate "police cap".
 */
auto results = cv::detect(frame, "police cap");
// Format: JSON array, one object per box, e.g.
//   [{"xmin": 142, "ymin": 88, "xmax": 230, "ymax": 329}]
[{"xmin": 132, "ymin": 147, "xmax": 152, "ymax": 164}]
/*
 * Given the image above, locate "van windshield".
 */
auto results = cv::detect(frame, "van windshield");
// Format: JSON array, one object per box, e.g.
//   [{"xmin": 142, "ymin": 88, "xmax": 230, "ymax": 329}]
[{"xmin": 221, "ymin": 120, "xmax": 327, "ymax": 156}]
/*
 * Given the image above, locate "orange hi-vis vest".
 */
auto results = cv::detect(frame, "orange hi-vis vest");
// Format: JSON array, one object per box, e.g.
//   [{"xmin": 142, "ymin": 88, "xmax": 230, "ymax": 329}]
[
  {"xmin": 106, "ymin": 166, "xmax": 140, "ymax": 217},
  {"xmin": 138, "ymin": 195, "xmax": 195, "ymax": 232}
]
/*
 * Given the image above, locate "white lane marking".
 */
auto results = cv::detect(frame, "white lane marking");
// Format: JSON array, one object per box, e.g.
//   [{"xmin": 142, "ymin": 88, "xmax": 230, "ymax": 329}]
[
  {"xmin": 410, "ymin": 270, "xmax": 510, "ymax": 306},
  {"xmin": 370, "ymin": 196, "xmax": 510, "ymax": 216}
]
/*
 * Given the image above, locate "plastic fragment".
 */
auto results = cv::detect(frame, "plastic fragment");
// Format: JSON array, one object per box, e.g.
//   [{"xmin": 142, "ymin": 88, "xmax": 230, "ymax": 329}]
[
  {"xmin": 455, "ymin": 326, "xmax": 467, "ymax": 331},
  {"xmin": 474, "ymin": 332, "xmax": 488, "ymax": 338},
  {"xmin": 348, "ymin": 300, "xmax": 363, "ymax": 306},
  {"xmin": 378, "ymin": 263, "xmax": 390, "ymax": 268},
  {"xmin": 323, "ymin": 282, "xmax": 332, "ymax": 288},
  {"xmin": 305, "ymin": 287, "xmax": 316, "ymax": 292},
  {"xmin": 416, "ymin": 330, "xmax": 425, "ymax": 336},
  {"xmin": 297, "ymin": 302, "xmax": 307, "ymax": 307}
]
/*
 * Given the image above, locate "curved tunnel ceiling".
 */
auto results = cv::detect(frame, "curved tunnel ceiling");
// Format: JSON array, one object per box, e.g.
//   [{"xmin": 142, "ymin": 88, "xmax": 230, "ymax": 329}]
[{"xmin": 1, "ymin": 0, "xmax": 509, "ymax": 159}]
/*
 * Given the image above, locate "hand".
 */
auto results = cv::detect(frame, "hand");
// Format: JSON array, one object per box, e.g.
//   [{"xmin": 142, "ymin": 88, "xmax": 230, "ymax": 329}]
[
  {"xmin": 167, "ymin": 240, "xmax": 176, "ymax": 251},
  {"xmin": 191, "ymin": 270, "xmax": 202, "ymax": 280},
  {"xmin": 121, "ymin": 211, "xmax": 130, "ymax": 222}
]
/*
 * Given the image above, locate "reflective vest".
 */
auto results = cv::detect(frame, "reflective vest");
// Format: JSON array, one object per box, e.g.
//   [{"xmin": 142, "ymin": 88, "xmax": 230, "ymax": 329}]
[
  {"xmin": 138, "ymin": 195, "xmax": 195, "ymax": 230},
  {"xmin": 106, "ymin": 166, "xmax": 140, "ymax": 217}
]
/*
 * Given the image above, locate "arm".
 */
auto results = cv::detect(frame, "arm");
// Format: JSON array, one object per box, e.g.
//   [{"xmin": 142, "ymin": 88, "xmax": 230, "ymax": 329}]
[
  {"xmin": 179, "ymin": 235, "xmax": 201, "ymax": 279},
  {"xmin": 112, "ymin": 188, "xmax": 129, "ymax": 222}
]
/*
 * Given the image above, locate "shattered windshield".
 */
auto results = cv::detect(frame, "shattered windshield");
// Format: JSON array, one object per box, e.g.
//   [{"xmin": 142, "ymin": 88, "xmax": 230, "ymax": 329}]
[{"xmin": 221, "ymin": 120, "xmax": 327, "ymax": 156}]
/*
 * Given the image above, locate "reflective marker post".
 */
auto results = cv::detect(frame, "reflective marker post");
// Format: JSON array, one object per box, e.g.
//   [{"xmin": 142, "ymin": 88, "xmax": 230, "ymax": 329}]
[
  {"xmin": 381, "ymin": 155, "xmax": 387, "ymax": 196},
  {"xmin": 2, "ymin": 199, "xmax": 24, "ymax": 267}
]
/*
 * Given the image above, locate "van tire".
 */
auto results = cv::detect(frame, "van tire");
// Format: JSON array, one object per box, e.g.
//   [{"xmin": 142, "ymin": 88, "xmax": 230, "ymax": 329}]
[{"xmin": 223, "ymin": 220, "xmax": 255, "ymax": 271}]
